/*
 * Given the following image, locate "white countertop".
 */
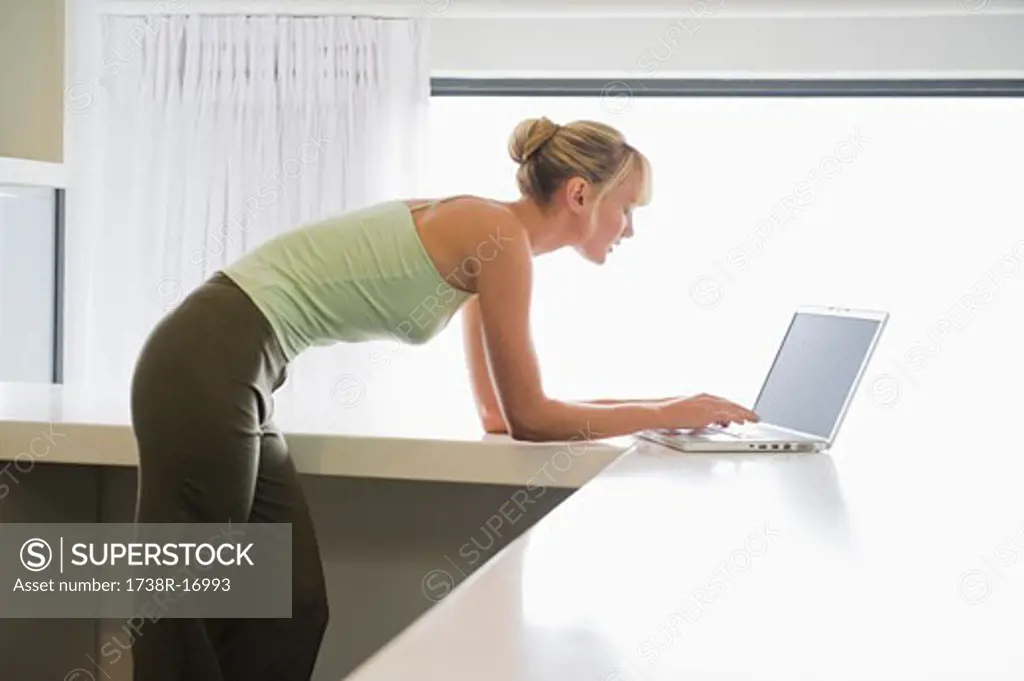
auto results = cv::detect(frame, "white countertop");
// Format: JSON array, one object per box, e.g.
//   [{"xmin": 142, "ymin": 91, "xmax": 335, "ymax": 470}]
[
  {"xmin": 0, "ymin": 382, "xmax": 630, "ymax": 487},
  {"xmin": 344, "ymin": 420, "xmax": 1024, "ymax": 680}
]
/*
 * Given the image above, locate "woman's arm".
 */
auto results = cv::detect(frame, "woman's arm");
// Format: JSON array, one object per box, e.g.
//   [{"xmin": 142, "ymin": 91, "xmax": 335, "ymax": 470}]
[
  {"xmin": 462, "ymin": 296, "xmax": 509, "ymax": 434},
  {"xmin": 464, "ymin": 296, "xmax": 671, "ymax": 431},
  {"xmin": 452, "ymin": 208, "xmax": 756, "ymax": 441},
  {"xmin": 472, "ymin": 218, "xmax": 679, "ymax": 442}
]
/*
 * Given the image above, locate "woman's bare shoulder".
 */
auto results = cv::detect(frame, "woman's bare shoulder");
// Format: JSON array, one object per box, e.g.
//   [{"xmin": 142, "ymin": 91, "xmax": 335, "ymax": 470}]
[
  {"xmin": 417, "ymin": 195, "xmax": 527, "ymax": 240},
  {"xmin": 451, "ymin": 198, "xmax": 530, "ymax": 249},
  {"xmin": 410, "ymin": 195, "xmax": 531, "ymax": 292}
]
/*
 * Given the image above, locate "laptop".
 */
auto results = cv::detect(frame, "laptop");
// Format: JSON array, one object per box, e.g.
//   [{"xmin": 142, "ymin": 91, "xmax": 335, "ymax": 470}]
[{"xmin": 637, "ymin": 305, "xmax": 889, "ymax": 453}]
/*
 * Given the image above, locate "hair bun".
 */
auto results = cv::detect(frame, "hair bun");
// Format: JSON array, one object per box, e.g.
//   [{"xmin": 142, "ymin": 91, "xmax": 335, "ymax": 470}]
[{"xmin": 508, "ymin": 117, "xmax": 561, "ymax": 165}]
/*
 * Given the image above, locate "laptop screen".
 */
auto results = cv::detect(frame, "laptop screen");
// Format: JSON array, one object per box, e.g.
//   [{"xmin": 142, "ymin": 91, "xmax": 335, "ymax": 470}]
[{"xmin": 754, "ymin": 311, "xmax": 882, "ymax": 440}]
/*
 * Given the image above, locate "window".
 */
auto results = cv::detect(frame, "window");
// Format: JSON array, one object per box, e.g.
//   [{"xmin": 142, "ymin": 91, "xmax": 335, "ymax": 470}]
[
  {"xmin": 0, "ymin": 185, "xmax": 62, "ymax": 383},
  {"xmin": 421, "ymin": 88, "xmax": 1024, "ymax": 416}
]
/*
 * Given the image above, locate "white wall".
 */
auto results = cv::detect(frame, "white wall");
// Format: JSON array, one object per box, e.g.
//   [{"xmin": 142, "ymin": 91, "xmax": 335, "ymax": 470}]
[
  {"xmin": 62, "ymin": 0, "xmax": 104, "ymax": 386},
  {"xmin": 93, "ymin": 0, "xmax": 1024, "ymax": 78},
  {"xmin": 99, "ymin": 0, "xmax": 1024, "ymax": 17},
  {"xmin": 430, "ymin": 15, "xmax": 1024, "ymax": 78},
  {"xmin": 0, "ymin": 0, "xmax": 65, "ymax": 164}
]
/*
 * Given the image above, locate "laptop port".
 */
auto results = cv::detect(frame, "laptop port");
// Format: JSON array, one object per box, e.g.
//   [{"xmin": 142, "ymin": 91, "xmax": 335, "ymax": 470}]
[
  {"xmin": 771, "ymin": 445, "xmax": 779, "ymax": 450},
  {"xmin": 758, "ymin": 444, "xmax": 767, "ymax": 450}
]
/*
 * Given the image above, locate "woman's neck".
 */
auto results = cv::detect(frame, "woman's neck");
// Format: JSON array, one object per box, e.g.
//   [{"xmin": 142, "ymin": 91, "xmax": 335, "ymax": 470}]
[{"xmin": 504, "ymin": 197, "xmax": 572, "ymax": 256}]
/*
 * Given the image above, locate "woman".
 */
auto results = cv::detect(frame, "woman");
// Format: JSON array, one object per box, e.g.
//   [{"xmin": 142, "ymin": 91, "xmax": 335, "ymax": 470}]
[{"xmin": 128, "ymin": 116, "xmax": 759, "ymax": 681}]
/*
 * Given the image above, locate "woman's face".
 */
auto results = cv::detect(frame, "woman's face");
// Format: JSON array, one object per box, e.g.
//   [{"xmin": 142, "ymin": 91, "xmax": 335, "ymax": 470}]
[{"xmin": 574, "ymin": 167, "xmax": 643, "ymax": 265}]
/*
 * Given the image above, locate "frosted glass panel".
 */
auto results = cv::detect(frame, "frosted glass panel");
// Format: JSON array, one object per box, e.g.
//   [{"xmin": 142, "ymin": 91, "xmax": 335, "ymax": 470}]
[{"xmin": 0, "ymin": 186, "xmax": 57, "ymax": 383}]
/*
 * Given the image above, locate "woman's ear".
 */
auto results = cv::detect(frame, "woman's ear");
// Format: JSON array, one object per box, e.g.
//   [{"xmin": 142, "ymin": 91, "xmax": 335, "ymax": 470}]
[{"xmin": 565, "ymin": 177, "xmax": 589, "ymax": 213}]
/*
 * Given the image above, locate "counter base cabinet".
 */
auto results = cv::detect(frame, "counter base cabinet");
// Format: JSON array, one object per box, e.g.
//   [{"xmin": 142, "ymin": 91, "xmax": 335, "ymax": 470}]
[
  {"xmin": 0, "ymin": 463, "xmax": 572, "ymax": 680},
  {"xmin": 0, "ymin": 463, "xmax": 100, "ymax": 681}
]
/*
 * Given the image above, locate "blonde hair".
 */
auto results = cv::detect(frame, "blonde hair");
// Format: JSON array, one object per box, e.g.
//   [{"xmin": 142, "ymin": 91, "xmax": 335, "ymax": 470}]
[{"xmin": 508, "ymin": 116, "xmax": 652, "ymax": 207}]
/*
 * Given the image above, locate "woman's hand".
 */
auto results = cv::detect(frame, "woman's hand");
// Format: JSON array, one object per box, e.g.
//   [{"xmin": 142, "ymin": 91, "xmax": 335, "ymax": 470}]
[
  {"xmin": 655, "ymin": 393, "xmax": 760, "ymax": 431},
  {"xmin": 583, "ymin": 397, "xmax": 679, "ymax": 406}
]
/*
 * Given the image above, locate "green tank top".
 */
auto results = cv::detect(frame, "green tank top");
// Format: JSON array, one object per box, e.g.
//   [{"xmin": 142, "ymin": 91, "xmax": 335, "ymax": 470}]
[{"xmin": 221, "ymin": 199, "xmax": 472, "ymax": 361}]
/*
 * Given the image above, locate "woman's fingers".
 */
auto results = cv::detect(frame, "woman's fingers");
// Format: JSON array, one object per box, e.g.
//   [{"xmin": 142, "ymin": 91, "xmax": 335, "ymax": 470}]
[{"xmin": 708, "ymin": 396, "xmax": 759, "ymax": 423}]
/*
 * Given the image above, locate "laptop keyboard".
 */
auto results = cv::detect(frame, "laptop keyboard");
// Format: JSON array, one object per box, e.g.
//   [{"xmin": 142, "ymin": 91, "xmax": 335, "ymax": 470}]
[
  {"xmin": 704, "ymin": 422, "xmax": 781, "ymax": 439},
  {"xmin": 652, "ymin": 422, "xmax": 791, "ymax": 441},
  {"xmin": 705, "ymin": 422, "xmax": 756, "ymax": 436}
]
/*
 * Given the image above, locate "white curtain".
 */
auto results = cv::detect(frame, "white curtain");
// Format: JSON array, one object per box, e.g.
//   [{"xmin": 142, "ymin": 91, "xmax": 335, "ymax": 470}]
[{"xmin": 65, "ymin": 14, "xmax": 430, "ymax": 408}]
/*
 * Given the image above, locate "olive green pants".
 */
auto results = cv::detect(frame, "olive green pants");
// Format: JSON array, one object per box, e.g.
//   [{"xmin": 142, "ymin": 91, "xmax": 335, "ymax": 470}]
[{"xmin": 129, "ymin": 272, "xmax": 328, "ymax": 681}]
